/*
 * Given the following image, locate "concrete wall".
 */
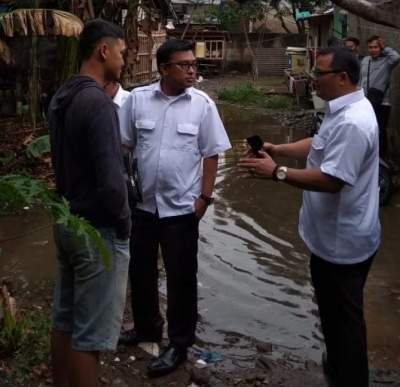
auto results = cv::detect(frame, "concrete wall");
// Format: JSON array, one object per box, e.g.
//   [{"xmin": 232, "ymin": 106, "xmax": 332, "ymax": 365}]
[{"xmin": 348, "ymin": 15, "xmax": 400, "ymax": 160}]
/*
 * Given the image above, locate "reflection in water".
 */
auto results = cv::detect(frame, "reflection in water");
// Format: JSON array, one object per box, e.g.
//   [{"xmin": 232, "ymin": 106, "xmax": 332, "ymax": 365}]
[
  {"xmin": 1, "ymin": 104, "xmax": 399, "ymax": 369},
  {"xmin": 196, "ymin": 105, "xmax": 322, "ymax": 364},
  {"xmin": 196, "ymin": 104, "xmax": 400, "ymax": 369}
]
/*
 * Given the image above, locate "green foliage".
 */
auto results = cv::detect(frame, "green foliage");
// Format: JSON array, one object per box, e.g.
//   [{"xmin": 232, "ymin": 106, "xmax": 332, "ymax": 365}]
[
  {"xmin": 0, "ymin": 174, "xmax": 112, "ymax": 270},
  {"xmin": 0, "ymin": 150, "xmax": 15, "ymax": 167},
  {"xmin": 0, "ymin": 174, "xmax": 48, "ymax": 214},
  {"xmin": 212, "ymin": 0, "xmax": 270, "ymax": 31},
  {"xmin": 26, "ymin": 135, "xmax": 50, "ymax": 159},
  {"xmin": 218, "ymin": 83, "xmax": 266, "ymax": 105},
  {"xmin": 0, "ymin": 309, "xmax": 29, "ymax": 355},
  {"xmin": 52, "ymin": 197, "xmax": 112, "ymax": 271},
  {"xmin": 0, "ymin": 308, "xmax": 51, "ymax": 383},
  {"xmin": 218, "ymin": 83, "xmax": 293, "ymax": 109},
  {"xmin": 265, "ymin": 95, "xmax": 292, "ymax": 109}
]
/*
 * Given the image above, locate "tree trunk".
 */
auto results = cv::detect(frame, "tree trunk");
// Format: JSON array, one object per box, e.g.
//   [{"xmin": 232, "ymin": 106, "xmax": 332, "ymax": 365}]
[
  {"xmin": 332, "ymin": 0, "xmax": 400, "ymax": 29},
  {"xmin": 276, "ymin": 12, "xmax": 291, "ymax": 34},
  {"xmin": 241, "ymin": 17, "xmax": 258, "ymax": 81}
]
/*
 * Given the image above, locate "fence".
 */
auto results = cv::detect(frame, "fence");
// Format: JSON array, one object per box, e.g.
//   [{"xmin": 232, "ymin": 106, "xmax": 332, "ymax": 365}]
[{"xmin": 123, "ymin": 30, "xmax": 166, "ymax": 88}]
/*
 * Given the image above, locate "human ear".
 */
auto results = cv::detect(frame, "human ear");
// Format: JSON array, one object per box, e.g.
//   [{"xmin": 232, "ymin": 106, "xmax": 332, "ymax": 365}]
[{"xmin": 98, "ymin": 42, "xmax": 109, "ymax": 62}]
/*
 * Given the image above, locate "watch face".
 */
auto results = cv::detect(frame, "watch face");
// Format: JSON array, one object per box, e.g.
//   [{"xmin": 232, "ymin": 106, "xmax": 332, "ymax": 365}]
[{"xmin": 277, "ymin": 167, "xmax": 287, "ymax": 180}]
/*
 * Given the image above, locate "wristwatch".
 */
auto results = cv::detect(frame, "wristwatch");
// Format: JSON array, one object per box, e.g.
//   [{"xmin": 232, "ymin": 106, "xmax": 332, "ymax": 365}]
[
  {"xmin": 272, "ymin": 166, "xmax": 288, "ymax": 182},
  {"xmin": 200, "ymin": 193, "xmax": 214, "ymax": 205}
]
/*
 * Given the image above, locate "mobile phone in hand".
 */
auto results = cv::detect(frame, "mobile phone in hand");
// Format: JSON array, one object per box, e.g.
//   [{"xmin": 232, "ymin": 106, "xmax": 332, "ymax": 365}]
[{"xmin": 246, "ymin": 135, "xmax": 264, "ymax": 157}]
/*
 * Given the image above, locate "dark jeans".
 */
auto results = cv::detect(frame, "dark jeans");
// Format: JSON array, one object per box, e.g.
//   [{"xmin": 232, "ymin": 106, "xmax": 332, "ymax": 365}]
[
  {"xmin": 372, "ymin": 104, "xmax": 391, "ymax": 158},
  {"xmin": 310, "ymin": 254, "xmax": 375, "ymax": 387},
  {"xmin": 129, "ymin": 208, "xmax": 199, "ymax": 349}
]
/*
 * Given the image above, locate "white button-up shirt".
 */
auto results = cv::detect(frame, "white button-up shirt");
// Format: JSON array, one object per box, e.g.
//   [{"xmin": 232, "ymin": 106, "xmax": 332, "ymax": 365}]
[
  {"xmin": 113, "ymin": 85, "xmax": 131, "ymax": 109},
  {"xmin": 299, "ymin": 89, "xmax": 381, "ymax": 264},
  {"xmin": 118, "ymin": 81, "xmax": 231, "ymax": 218}
]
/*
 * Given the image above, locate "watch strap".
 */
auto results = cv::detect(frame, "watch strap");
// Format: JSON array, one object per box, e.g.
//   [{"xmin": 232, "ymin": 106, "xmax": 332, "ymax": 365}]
[
  {"xmin": 272, "ymin": 165, "xmax": 280, "ymax": 182},
  {"xmin": 200, "ymin": 193, "xmax": 214, "ymax": 205}
]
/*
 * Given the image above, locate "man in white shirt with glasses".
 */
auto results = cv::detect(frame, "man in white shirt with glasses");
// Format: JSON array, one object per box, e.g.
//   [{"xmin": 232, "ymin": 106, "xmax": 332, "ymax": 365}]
[
  {"xmin": 118, "ymin": 39, "xmax": 231, "ymax": 377},
  {"xmin": 240, "ymin": 47, "xmax": 380, "ymax": 387}
]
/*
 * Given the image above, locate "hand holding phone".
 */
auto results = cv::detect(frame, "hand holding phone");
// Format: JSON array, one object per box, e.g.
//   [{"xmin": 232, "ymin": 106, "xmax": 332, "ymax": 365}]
[{"xmin": 246, "ymin": 135, "xmax": 264, "ymax": 157}]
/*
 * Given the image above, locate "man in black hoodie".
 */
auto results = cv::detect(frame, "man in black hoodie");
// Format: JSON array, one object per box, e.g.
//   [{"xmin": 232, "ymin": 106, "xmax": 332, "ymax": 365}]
[{"xmin": 48, "ymin": 19, "xmax": 130, "ymax": 387}]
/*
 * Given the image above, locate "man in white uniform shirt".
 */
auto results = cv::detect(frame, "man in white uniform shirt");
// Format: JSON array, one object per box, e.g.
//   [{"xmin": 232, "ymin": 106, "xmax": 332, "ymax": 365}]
[
  {"xmin": 240, "ymin": 47, "xmax": 380, "ymax": 387},
  {"xmin": 118, "ymin": 39, "xmax": 231, "ymax": 377},
  {"xmin": 105, "ymin": 81, "xmax": 130, "ymax": 109}
]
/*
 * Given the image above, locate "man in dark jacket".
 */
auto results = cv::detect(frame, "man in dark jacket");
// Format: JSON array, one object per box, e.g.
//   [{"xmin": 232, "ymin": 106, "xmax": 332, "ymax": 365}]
[{"xmin": 48, "ymin": 19, "xmax": 130, "ymax": 387}]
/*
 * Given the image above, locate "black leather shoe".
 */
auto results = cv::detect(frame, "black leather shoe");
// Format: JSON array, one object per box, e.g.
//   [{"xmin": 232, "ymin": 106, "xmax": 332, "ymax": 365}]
[
  {"xmin": 118, "ymin": 328, "xmax": 162, "ymax": 346},
  {"xmin": 147, "ymin": 345, "xmax": 187, "ymax": 377}
]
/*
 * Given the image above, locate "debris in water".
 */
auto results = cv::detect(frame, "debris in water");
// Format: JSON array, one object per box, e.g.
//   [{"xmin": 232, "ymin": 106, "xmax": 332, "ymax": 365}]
[
  {"xmin": 195, "ymin": 359, "xmax": 208, "ymax": 369},
  {"xmin": 138, "ymin": 342, "xmax": 159, "ymax": 357},
  {"xmin": 33, "ymin": 240, "xmax": 49, "ymax": 247},
  {"xmin": 199, "ymin": 351, "xmax": 223, "ymax": 364}
]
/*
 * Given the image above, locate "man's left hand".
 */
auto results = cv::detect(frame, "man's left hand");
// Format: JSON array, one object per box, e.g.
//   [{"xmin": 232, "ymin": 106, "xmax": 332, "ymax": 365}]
[
  {"xmin": 238, "ymin": 151, "xmax": 277, "ymax": 178},
  {"xmin": 194, "ymin": 197, "xmax": 208, "ymax": 220}
]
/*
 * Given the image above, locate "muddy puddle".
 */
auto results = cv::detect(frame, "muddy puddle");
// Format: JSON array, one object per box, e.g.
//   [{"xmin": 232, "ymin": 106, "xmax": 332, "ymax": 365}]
[{"xmin": 1, "ymin": 104, "xmax": 399, "ymax": 372}]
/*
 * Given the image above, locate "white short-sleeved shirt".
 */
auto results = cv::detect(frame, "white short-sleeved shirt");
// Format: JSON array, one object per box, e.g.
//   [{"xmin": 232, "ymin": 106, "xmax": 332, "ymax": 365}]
[
  {"xmin": 112, "ymin": 85, "xmax": 131, "ymax": 109},
  {"xmin": 299, "ymin": 89, "xmax": 381, "ymax": 264},
  {"xmin": 118, "ymin": 81, "xmax": 231, "ymax": 218}
]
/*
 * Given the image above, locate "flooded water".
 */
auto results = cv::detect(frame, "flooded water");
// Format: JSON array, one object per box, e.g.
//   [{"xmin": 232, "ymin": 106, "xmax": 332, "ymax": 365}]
[{"xmin": 1, "ymin": 104, "xmax": 399, "ymax": 371}]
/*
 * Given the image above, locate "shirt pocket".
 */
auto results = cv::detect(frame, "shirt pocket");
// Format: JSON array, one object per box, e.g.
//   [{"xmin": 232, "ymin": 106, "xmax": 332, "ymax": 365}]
[
  {"xmin": 308, "ymin": 135, "xmax": 326, "ymax": 167},
  {"xmin": 136, "ymin": 120, "xmax": 156, "ymax": 149},
  {"xmin": 176, "ymin": 123, "xmax": 199, "ymax": 151}
]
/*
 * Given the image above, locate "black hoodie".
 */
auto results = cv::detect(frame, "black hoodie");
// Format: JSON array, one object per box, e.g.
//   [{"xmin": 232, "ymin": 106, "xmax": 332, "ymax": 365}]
[{"xmin": 48, "ymin": 75, "xmax": 131, "ymax": 239}]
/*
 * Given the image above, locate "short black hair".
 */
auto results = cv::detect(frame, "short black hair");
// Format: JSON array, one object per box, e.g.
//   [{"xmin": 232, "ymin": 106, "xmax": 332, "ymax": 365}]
[
  {"xmin": 156, "ymin": 39, "xmax": 194, "ymax": 68},
  {"xmin": 318, "ymin": 47, "xmax": 360, "ymax": 84},
  {"xmin": 345, "ymin": 36, "xmax": 360, "ymax": 46},
  {"xmin": 367, "ymin": 35, "xmax": 381, "ymax": 44},
  {"xmin": 79, "ymin": 19, "xmax": 124, "ymax": 60}
]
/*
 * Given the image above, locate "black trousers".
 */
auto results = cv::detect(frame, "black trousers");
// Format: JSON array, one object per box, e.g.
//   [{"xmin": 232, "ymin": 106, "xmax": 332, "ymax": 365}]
[
  {"xmin": 310, "ymin": 254, "xmax": 374, "ymax": 387},
  {"xmin": 129, "ymin": 208, "xmax": 199, "ymax": 349},
  {"xmin": 372, "ymin": 104, "xmax": 391, "ymax": 158}
]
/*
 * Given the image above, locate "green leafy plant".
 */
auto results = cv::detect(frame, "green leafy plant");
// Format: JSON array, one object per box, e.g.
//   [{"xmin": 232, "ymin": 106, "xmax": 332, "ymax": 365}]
[
  {"xmin": 0, "ymin": 309, "xmax": 28, "ymax": 355},
  {"xmin": 0, "ymin": 306, "xmax": 51, "ymax": 383},
  {"xmin": 0, "ymin": 174, "xmax": 111, "ymax": 270},
  {"xmin": 26, "ymin": 135, "xmax": 50, "ymax": 159}
]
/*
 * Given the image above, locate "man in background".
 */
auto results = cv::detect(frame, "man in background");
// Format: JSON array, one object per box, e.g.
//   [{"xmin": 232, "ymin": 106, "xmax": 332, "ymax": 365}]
[
  {"xmin": 344, "ymin": 36, "xmax": 363, "ymax": 62},
  {"xmin": 359, "ymin": 35, "xmax": 400, "ymax": 157}
]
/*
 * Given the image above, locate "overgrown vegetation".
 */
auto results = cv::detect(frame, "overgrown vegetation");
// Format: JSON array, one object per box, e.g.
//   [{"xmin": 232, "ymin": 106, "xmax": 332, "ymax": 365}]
[
  {"xmin": 218, "ymin": 83, "xmax": 266, "ymax": 104},
  {"xmin": 0, "ymin": 174, "xmax": 112, "ymax": 270},
  {"xmin": 26, "ymin": 134, "xmax": 50, "ymax": 159},
  {"xmin": 218, "ymin": 83, "xmax": 293, "ymax": 109},
  {"xmin": 0, "ymin": 307, "xmax": 51, "ymax": 384}
]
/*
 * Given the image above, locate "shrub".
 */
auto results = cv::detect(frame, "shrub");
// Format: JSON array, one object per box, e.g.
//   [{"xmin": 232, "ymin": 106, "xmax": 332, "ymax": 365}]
[{"xmin": 218, "ymin": 83, "xmax": 265, "ymax": 105}]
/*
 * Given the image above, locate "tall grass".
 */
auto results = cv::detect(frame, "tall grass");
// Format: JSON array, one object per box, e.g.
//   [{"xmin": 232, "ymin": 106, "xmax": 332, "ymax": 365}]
[
  {"xmin": 218, "ymin": 83, "xmax": 292, "ymax": 109},
  {"xmin": 218, "ymin": 83, "xmax": 265, "ymax": 105}
]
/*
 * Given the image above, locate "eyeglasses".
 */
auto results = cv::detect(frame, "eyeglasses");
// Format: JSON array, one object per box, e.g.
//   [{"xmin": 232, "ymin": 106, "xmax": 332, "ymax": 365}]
[
  {"xmin": 165, "ymin": 61, "xmax": 198, "ymax": 71},
  {"xmin": 312, "ymin": 69, "xmax": 344, "ymax": 78}
]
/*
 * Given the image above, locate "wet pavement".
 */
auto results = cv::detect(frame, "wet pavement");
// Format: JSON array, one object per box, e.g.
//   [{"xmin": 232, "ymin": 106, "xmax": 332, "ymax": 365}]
[{"xmin": 1, "ymin": 104, "xmax": 399, "ymax": 373}]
